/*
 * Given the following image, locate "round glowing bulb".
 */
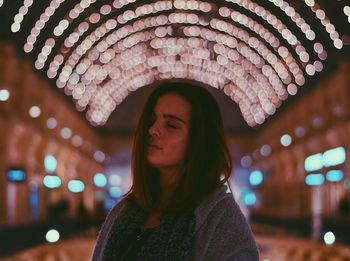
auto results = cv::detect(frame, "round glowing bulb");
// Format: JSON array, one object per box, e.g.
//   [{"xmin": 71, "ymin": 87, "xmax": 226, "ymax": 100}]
[
  {"xmin": 334, "ymin": 39, "xmax": 343, "ymax": 49},
  {"xmin": 60, "ymin": 127, "xmax": 72, "ymax": 139},
  {"xmin": 43, "ymin": 175, "xmax": 61, "ymax": 189},
  {"xmin": 29, "ymin": 106, "xmax": 41, "ymax": 118},
  {"xmin": 109, "ymin": 186, "xmax": 123, "ymax": 198},
  {"xmin": 344, "ymin": 6, "xmax": 350, "ymax": 16},
  {"xmin": 249, "ymin": 170, "xmax": 264, "ymax": 186},
  {"xmin": 295, "ymin": 126, "xmax": 305, "ymax": 138},
  {"xmin": 94, "ymin": 150, "xmax": 105, "ymax": 162},
  {"xmin": 305, "ymin": 0, "xmax": 315, "ymax": 7},
  {"xmin": 260, "ymin": 144, "xmax": 272, "ymax": 156},
  {"xmin": 280, "ymin": 134, "xmax": 292, "ymax": 147},
  {"xmin": 109, "ymin": 174, "xmax": 122, "ymax": 186},
  {"xmin": 11, "ymin": 23, "xmax": 21, "ymax": 32},
  {"xmin": 240, "ymin": 155, "xmax": 252, "ymax": 168},
  {"xmin": 0, "ymin": 89, "xmax": 10, "ymax": 101},
  {"xmin": 46, "ymin": 117, "xmax": 57, "ymax": 129},
  {"xmin": 67, "ymin": 180, "xmax": 85, "ymax": 193},
  {"xmin": 44, "ymin": 155, "xmax": 58, "ymax": 173},
  {"xmin": 287, "ymin": 84, "xmax": 297, "ymax": 95},
  {"xmin": 94, "ymin": 173, "xmax": 107, "ymax": 187},
  {"xmin": 46, "ymin": 229, "xmax": 60, "ymax": 243},
  {"xmin": 324, "ymin": 231, "xmax": 335, "ymax": 245},
  {"xmin": 72, "ymin": 135, "xmax": 83, "ymax": 147}
]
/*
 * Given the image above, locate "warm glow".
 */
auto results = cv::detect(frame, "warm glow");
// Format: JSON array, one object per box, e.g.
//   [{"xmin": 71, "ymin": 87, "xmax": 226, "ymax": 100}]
[
  {"xmin": 0, "ymin": 0, "xmax": 346, "ymax": 128},
  {"xmin": 29, "ymin": 106, "xmax": 41, "ymax": 118}
]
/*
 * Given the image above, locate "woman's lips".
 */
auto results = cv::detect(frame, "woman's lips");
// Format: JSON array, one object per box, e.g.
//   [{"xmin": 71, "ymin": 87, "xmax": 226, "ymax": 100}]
[{"xmin": 148, "ymin": 144, "xmax": 162, "ymax": 149}]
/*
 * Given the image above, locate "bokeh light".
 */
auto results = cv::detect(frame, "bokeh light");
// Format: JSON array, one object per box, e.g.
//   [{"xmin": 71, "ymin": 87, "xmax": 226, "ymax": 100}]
[
  {"xmin": 43, "ymin": 175, "xmax": 61, "ymax": 189},
  {"xmin": 249, "ymin": 170, "xmax": 264, "ymax": 186},
  {"xmin": 280, "ymin": 134, "xmax": 292, "ymax": 147},
  {"xmin": 67, "ymin": 180, "xmax": 85, "ymax": 193},
  {"xmin": 94, "ymin": 173, "xmax": 107, "ymax": 187},
  {"xmin": 324, "ymin": 231, "xmax": 335, "ymax": 245},
  {"xmin": 44, "ymin": 155, "xmax": 58, "ymax": 173},
  {"xmin": 46, "ymin": 229, "xmax": 60, "ymax": 243},
  {"xmin": 0, "ymin": 89, "xmax": 10, "ymax": 101}
]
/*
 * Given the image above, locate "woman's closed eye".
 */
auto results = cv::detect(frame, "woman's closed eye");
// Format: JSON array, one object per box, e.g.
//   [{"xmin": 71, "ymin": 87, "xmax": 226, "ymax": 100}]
[{"xmin": 166, "ymin": 123, "xmax": 178, "ymax": 129}]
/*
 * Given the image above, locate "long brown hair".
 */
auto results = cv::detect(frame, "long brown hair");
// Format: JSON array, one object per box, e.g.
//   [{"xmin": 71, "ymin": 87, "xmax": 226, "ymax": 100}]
[{"xmin": 125, "ymin": 81, "xmax": 232, "ymax": 214}]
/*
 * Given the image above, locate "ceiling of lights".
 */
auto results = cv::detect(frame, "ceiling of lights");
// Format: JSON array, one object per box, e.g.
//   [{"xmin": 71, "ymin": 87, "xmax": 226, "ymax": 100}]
[{"xmin": 0, "ymin": 0, "xmax": 349, "ymax": 134}]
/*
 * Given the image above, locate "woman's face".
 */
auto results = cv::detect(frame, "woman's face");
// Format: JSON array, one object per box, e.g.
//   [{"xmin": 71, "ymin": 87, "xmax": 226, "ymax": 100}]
[{"xmin": 147, "ymin": 92, "xmax": 191, "ymax": 174}]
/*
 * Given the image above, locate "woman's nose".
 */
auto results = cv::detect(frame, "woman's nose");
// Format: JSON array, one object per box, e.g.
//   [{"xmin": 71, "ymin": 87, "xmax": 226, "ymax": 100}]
[{"xmin": 148, "ymin": 122, "xmax": 160, "ymax": 136}]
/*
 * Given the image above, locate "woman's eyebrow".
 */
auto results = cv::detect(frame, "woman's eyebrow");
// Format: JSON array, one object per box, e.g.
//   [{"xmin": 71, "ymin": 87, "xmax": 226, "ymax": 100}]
[{"xmin": 163, "ymin": 114, "xmax": 186, "ymax": 124}]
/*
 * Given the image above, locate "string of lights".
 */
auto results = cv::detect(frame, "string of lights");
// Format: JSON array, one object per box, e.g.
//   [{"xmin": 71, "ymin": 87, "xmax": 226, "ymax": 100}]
[{"xmin": 1, "ymin": 0, "xmax": 349, "ymax": 127}]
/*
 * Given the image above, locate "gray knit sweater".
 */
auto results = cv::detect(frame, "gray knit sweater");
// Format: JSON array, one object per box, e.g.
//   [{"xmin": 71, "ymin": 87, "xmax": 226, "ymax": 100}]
[{"xmin": 92, "ymin": 186, "xmax": 259, "ymax": 261}]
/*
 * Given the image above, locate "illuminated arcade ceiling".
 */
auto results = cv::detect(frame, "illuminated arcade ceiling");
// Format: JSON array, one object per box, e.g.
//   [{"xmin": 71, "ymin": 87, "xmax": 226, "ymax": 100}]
[{"xmin": 0, "ymin": 0, "xmax": 350, "ymax": 128}]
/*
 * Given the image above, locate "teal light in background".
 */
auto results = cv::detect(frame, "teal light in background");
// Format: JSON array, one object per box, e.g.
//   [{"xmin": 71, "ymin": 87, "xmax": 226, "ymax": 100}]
[
  {"xmin": 305, "ymin": 153, "xmax": 323, "ymax": 172},
  {"xmin": 323, "ymin": 147, "xmax": 346, "ymax": 167},
  {"xmin": 44, "ymin": 155, "xmax": 58, "ymax": 173},
  {"xmin": 326, "ymin": 170, "xmax": 344, "ymax": 182},
  {"xmin": 94, "ymin": 173, "xmax": 107, "ymax": 187},
  {"xmin": 243, "ymin": 192, "xmax": 256, "ymax": 206},
  {"xmin": 240, "ymin": 187, "xmax": 257, "ymax": 206},
  {"xmin": 67, "ymin": 180, "xmax": 85, "ymax": 193},
  {"xmin": 249, "ymin": 170, "xmax": 263, "ymax": 186},
  {"xmin": 43, "ymin": 175, "xmax": 61, "ymax": 189},
  {"xmin": 305, "ymin": 173, "xmax": 325, "ymax": 186},
  {"xmin": 109, "ymin": 186, "xmax": 123, "ymax": 198}
]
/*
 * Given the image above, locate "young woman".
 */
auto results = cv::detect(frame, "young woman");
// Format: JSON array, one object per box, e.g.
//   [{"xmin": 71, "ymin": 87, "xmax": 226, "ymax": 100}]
[{"xmin": 92, "ymin": 82, "xmax": 259, "ymax": 260}]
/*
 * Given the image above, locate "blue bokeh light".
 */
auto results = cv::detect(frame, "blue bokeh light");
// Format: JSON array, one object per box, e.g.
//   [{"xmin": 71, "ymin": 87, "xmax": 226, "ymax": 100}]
[
  {"xmin": 249, "ymin": 170, "xmax": 264, "ymax": 186},
  {"xmin": 305, "ymin": 173, "xmax": 325, "ymax": 186},
  {"xmin": 109, "ymin": 186, "xmax": 123, "ymax": 198},
  {"xmin": 67, "ymin": 180, "xmax": 85, "ymax": 193},
  {"xmin": 43, "ymin": 175, "xmax": 62, "ymax": 189},
  {"xmin": 326, "ymin": 170, "xmax": 344, "ymax": 182},
  {"xmin": 240, "ymin": 187, "xmax": 257, "ymax": 206},
  {"xmin": 44, "ymin": 155, "xmax": 58, "ymax": 173},
  {"xmin": 7, "ymin": 169, "xmax": 26, "ymax": 182},
  {"xmin": 94, "ymin": 173, "xmax": 107, "ymax": 187},
  {"xmin": 244, "ymin": 192, "xmax": 257, "ymax": 206}
]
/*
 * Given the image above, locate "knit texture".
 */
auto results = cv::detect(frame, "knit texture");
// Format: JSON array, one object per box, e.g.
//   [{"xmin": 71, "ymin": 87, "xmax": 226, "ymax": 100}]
[
  {"xmin": 102, "ymin": 203, "xmax": 195, "ymax": 260},
  {"xmin": 92, "ymin": 185, "xmax": 259, "ymax": 261}
]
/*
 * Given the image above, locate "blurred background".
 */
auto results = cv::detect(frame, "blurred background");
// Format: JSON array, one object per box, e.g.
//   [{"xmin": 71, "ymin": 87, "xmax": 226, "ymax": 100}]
[{"xmin": 1, "ymin": 0, "xmax": 350, "ymax": 260}]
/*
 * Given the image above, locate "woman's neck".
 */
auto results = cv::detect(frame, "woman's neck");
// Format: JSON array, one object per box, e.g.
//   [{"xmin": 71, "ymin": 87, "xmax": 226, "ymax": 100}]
[{"xmin": 158, "ymin": 167, "xmax": 180, "ymax": 206}]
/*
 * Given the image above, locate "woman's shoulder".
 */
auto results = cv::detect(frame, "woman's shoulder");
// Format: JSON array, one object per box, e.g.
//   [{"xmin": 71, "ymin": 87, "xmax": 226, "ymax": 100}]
[
  {"xmin": 193, "ymin": 185, "xmax": 259, "ymax": 260},
  {"xmin": 194, "ymin": 185, "xmax": 233, "ymax": 227},
  {"xmin": 109, "ymin": 198, "xmax": 127, "ymax": 214},
  {"xmin": 193, "ymin": 184, "xmax": 257, "ymax": 246},
  {"xmin": 91, "ymin": 198, "xmax": 128, "ymax": 261},
  {"xmin": 102, "ymin": 198, "xmax": 131, "ymax": 227}
]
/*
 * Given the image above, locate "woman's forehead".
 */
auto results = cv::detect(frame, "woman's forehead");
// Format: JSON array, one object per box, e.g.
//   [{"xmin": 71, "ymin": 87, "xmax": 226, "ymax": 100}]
[{"xmin": 153, "ymin": 93, "xmax": 191, "ymax": 123}]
